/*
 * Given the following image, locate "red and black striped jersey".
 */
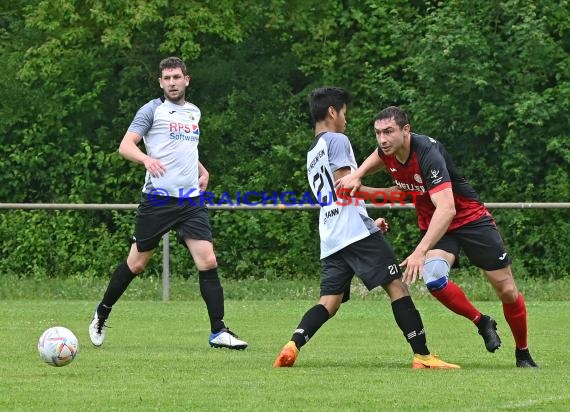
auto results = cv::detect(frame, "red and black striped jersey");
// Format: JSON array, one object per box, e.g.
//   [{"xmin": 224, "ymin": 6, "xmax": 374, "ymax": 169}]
[{"xmin": 377, "ymin": 133, "xmax": 489, "ymax": 231}]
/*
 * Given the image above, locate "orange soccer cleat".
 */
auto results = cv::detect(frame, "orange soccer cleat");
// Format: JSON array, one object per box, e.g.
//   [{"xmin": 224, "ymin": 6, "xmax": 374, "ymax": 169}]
[
  {"xmin": 273, "ymin": 341, "xmax": 299, "ymax": 367},
  {"xmin": 412, "ymin": 354, "xmax": 461, "ymax": 369}
]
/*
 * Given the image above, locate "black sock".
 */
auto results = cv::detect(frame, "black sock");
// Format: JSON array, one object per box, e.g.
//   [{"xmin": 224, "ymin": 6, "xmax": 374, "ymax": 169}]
[
  {"xmin": 391, "ymin": 296, "xmax": 429, "ymax": 355},
  {"xmin": 290, "ymin": 304, "xmax": 330, "ymax": 349},
  {"xmin": 97, "ymin": 302, "xmax": 112, "ymax": 319},
  {"xmin": 99, "ymin": 261, "xmax": 137, "ymax": 316},
  {"xmin": 199, "ymin": 268, "xmax": 225, "ymax": 333}
]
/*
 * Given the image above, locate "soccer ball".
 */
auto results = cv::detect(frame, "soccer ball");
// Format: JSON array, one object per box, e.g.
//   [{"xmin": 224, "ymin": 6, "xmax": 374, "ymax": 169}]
[{"xmin": 38, "ymin": 326, "xmax": 79, "ymax": 367}]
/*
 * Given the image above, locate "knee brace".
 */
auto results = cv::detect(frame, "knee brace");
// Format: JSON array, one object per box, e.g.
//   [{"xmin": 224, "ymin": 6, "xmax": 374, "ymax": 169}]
[{"xmin": 422, "ymin": 257, "xmax": 450, "ymax": 292}]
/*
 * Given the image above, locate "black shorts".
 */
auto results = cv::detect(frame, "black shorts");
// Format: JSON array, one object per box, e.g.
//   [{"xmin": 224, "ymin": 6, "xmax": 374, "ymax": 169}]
[
  {"xmin": 133, "ymin": 195, "xmax": 213, "ymax": 252},
  {"xmin": 320, "ymin": 232, "xmax": 402, "ymax": 303},
  {"xmin": 426, "ymin": 215, "xmax": 511, "ymax": 271}
]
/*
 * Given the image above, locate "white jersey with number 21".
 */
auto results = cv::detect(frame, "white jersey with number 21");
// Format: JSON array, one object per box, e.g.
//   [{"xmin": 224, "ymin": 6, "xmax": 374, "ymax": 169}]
[{"xmin": 306, "ymin": 132, "xmax": 378, "ymax": 259}]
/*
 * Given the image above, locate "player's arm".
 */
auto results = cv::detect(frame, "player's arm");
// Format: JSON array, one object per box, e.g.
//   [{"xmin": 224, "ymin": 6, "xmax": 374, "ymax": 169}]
[
  {"xmin": 335, "ymin": 149, "xmax": 386, "ymax": 195},
  {"xmin": 118, "ymin": 131, "xmax": 166, "ymax": 177},
  {"xmin": 401, "ymin": 187, "xmax": 456, "ymax": 284},
  {"xmin": 356, "ymin": 184, "xmax": 401, "ymax": 202},
  {"xmin": 198, "ymin": 162, "xmax": 210, "ymax": 191},
  {"xmin": 335, "ymin": 166, "xmax": 390, "ymax": 233},
  {"xmin": 355, "ymin": 148, "xmax": 386, "ymax": 176}
]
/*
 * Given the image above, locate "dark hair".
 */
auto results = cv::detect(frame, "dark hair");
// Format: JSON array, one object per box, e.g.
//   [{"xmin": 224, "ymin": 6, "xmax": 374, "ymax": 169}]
[
  {"xmin": 374, "ymin": 106, "xmax": 410, "ymax": 128},
  {"xmin": 308, "ymin": 87, "xmax": 352, "ymax": 125},
  {"xmin": 159, "ymin": 56, "xmax": 187, "ymax": 76}
]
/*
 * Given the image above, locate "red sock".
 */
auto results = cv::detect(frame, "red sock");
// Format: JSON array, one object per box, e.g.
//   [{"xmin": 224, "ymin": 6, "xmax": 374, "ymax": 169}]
[
  {"xmin": 430, "ymin": 281, "xmax": 481, "ymax": 322},
  {"xmin": 503, "ymin": 293, "xmax": 528, "ymax": 349}
]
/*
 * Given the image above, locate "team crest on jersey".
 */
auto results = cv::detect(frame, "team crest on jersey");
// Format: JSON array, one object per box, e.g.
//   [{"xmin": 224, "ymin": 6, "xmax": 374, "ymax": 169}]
[{"xmin": 414, "ymin": 174, "xmax": 423, "ymax": 184}]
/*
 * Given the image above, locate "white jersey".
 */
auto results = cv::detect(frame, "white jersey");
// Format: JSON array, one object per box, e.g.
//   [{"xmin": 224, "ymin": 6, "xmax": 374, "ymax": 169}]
[
  {"xmin": 128, "ymin": 97, "xmax": 202, "ymax": 197},
  {"xmin": 306, "ymin": 132, "xmax": 379, "ymax": 259}
]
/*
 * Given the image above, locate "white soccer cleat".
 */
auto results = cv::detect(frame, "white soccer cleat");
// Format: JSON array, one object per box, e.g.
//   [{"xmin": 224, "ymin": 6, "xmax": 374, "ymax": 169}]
[
  {"xmin": 208, "ymin": 328, "xmax": 248, "ymax": 350},
  {"xmin": 89, "ymin": 311, "xmax": 107, "ymax": 347}
]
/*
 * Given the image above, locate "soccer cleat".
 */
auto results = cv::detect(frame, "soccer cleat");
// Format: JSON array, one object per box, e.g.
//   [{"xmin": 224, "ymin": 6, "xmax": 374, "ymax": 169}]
[
  {"xmin": 515, "ymin": 348, "xmax": 538, "ymax": 368},
  {"xmin": 209, "ymin": 328, "xmax": 248, "ymax": 350},
  {"xmin": 88, "ymin": 310, "xmax": 108, "ymax": 347},
  {"xmin": 273, "ymin": 341, "xmax": 299, "ymax": 367},
  {"xmin": 412, "ymin": 354, "xmax": 461, "ymax": 369},
  {"xmin": 477, "ymin": 315, "xmax": 502, "ymax": 352}
]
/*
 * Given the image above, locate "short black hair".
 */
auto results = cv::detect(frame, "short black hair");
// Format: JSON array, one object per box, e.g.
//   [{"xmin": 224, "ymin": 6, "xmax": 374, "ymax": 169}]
[
  {"xmin": 374, "ymin": 106, "xmax": 410, "ymax": 128},
  {"xmin": 159, "ymin": 56, "xmax": 188, "ymax": 76},
  {"xmin": 308, "ymin": 87, "xmax": 352, "ymax": 125}
]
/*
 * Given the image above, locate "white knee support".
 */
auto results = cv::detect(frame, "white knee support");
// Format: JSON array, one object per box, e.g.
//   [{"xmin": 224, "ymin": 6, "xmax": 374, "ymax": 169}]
[{"xmin": 423, "ymin": 257, "xmax": 450, "ymax": 292}]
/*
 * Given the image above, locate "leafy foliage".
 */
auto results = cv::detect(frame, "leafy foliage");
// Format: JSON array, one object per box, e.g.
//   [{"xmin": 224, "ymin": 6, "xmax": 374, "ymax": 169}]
[{"xmin": 0, "ymin": 0, "xmax": 568, "ymax": 278}]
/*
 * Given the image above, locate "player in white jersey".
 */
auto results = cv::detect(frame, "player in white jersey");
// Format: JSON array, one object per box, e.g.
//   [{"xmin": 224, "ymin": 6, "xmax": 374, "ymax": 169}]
[
  {"xmin": 89, "ymin": 57, "xmax": 247, "ymax": 350},
  {"xmin": 274, "ymin": 87, "xmax": 458, "ymax": 369}
]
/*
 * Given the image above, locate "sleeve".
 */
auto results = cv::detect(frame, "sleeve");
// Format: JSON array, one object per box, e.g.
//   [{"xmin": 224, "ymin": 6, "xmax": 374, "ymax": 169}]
[
  {"xmin": 127, "ymin": 101, "xmax": 155, "ymax": 137},
  {"xmin": 417, "ymin": 144, "xmax": 452, "ymax": 195},
  {"xmin": 327, "ymin": 134, "xmax": 354, "ymax": 173}
]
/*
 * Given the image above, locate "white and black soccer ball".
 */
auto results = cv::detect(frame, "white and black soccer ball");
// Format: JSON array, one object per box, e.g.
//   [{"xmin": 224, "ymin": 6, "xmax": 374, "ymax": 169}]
[{"xmin": 38, "ymin": 326, "xmax": 79, "ymax": 367}]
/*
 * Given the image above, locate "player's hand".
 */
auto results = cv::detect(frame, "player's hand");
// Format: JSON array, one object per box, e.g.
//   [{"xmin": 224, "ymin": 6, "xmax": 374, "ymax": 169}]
[
  {"xmin": 375, "ymin": 218, "xmax": 389, "ymax": 234},
  {"xmin": 400, "ymin": 249, "xmax": 427, "ymax": 285},
  {"xmin": 334, "ymin": 174, "xmax": 362, "ymax": 196},
  {"xmin": 198, "ymin": 172, "xmax": 209, "ymax": 192},
  {"xmin": 144, "ymin": 157, "xmax": 166, "ymax": 178}
]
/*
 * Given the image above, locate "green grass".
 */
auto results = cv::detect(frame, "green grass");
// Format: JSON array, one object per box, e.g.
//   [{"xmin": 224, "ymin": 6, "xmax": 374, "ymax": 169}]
[
  {"xmin": 1, "ymin": 299, "xmax": 569, "ymax": 411},
  {"xmin": 2, "ymin": 272, "xmax": 570, "ymax": 301}
]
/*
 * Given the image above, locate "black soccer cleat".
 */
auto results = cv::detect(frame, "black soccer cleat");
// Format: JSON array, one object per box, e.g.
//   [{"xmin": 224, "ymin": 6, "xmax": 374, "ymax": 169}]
[
  {"xmin": 515, "ymin": 348, "xmax": 538, "ymax": 368},
  {"xmin": 477, "ymin": 315, "xmax": 502, "ymax": 353}
]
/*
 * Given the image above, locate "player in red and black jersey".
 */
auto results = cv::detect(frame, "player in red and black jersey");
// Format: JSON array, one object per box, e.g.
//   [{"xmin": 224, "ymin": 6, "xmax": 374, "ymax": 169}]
[{"xmin": 337, "ymin": 106, "xmax": 537, "ymax": 368}]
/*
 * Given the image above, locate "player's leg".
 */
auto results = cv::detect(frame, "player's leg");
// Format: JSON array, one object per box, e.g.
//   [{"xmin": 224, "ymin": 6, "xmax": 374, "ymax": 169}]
[
  {"xmin": 422, "ymin": 236, "xmax": 501, "ymax": 352},
  {"xmin": 484, "ymin": 265, "xmax": 535, "ymax": 366},
  {"xmin": 471, "ymin": 232, "xmax": 527, "ymax": 353},
  {"xmin": 383, "ymin": 279, "xmax": 428, "ymax": 355},
  {"xmin": 461, "ymin": 215, "xmax": 535, "ymax": 365},
  {"xmin": 352, "ymin": 232, "xmax": 459, "ymax": 368},
  {"xmin": 274, "ymin": 294, "xmax": 343, "ymax": 368},
  {"xmin": 184, "ymin": 237, "xmax": 245, "ymax": 349},
  {"xmin": 472, "ymin": 225, "xmax": 538, "ymax": 369},
  {"xmin": 180, "ymin": 205, "xmax": 247, "ymax": 349},
  {"xmin": 185, "ymin": 237, "xmax": 222, "ymax": 329},
  {"xmin": 423, "ymin": 248, "xmax": 483, "ymax": 323},
  {"xmin": 274, "ymin": 253, "xmax": 350, "ymax": 367},
  {"xmin": 89, "ymin": 243, "xmax": 155, "ymax": 346},
  {"xmin": 381, "ymin": 280, "xmax": 459, "ymax": 369},
  {"xmin": 185, "ymin": 238, "xmax": 247, "ymax": 350},
  {"xmin": 293, "ymin": 293, "xmax": 344, "ymax": 347},
  {"xmin": 89, "ymin": 198, "xmax": 164, "ymax": 347}
]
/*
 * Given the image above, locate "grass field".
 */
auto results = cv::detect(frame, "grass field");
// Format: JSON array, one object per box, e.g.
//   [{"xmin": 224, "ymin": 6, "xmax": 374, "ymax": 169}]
[{"xmin": 1, "ymin": 298, "xmax": 568, "ymax": 411}]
